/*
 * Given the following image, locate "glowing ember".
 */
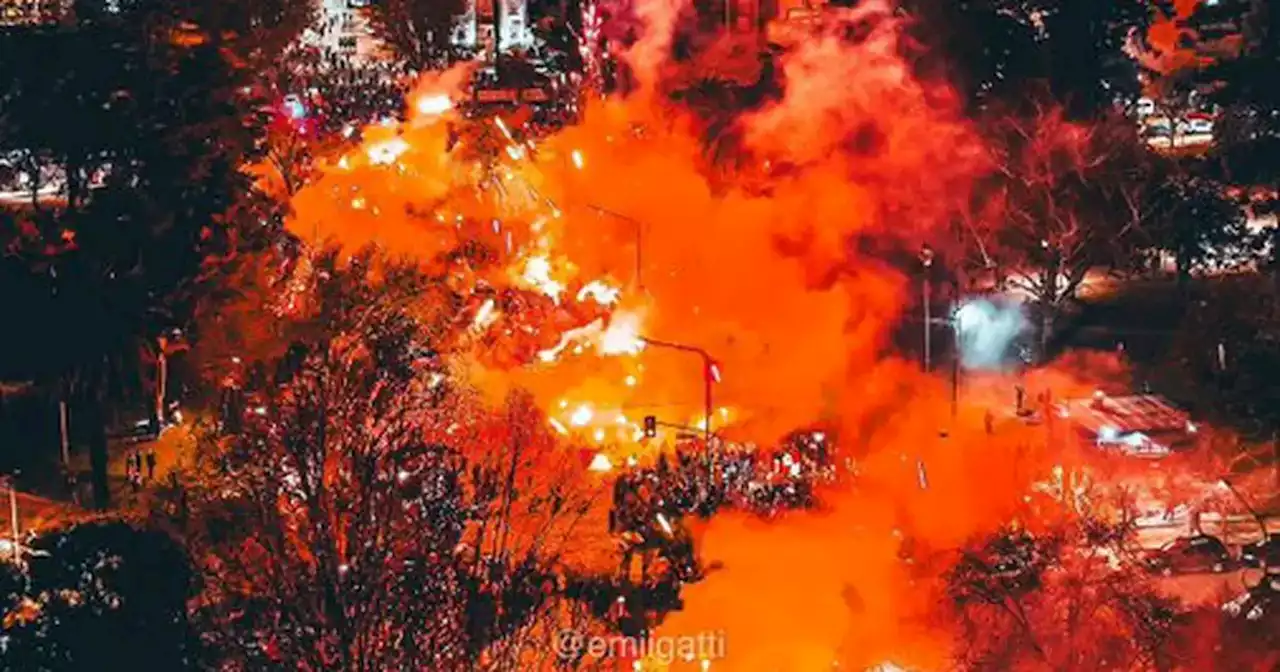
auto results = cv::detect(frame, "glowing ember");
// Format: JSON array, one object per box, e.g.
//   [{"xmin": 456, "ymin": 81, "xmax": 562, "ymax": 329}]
[
  {"xmin": 414, "ymin": 94, "xmax": 452, "ymax": 116},
  {"xmin": 472, "ymin": 299, "xmax": 498, "ymax": 331},
  {"xmin": 587, "ymin": 452, "xmax": 613, "ymax": 472},
  {"xmin": 569, "ymin": 404, "xmax": 594, "ymax": 427},
  {"xmin": 600, "ymin": 312, "xmax": 645, "ymax": 356},
  {"xmin": 577, "ymin": 280, "xmax": 620, "ymax": 305},
  {"xmin": 520, "ymin": 256, "xmax": 566, "ymax": 302},
  {"xmin": 571, "ymin": 149, "xmax": 585, "ymax": 170},
  {"xmin": 365, "ymin": 137, "xmax": 410, "ymax": 166}
]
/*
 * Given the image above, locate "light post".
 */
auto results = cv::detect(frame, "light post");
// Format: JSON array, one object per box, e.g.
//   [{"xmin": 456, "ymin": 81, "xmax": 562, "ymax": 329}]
[
  {"xmin": 586, "ymin": 204, "xmax": 644, "ymax": 291},
  {"xmin": 920, "ymin": 245, "xmax": 935, "ymax": 372},
  {"xmin": 925, "ymin": 302, "xmax": 976, "ymax": 421},
  {"xmin": 1, "ymin": 475, "xmax": 18, "ymax": 562},
  {"xmin": 1218, "ymin": 476, "xmax": 1267, "ymax": 545},
  {"xmin": 640, "ymin": 337, "xmax": 719, "ymax": 446}
]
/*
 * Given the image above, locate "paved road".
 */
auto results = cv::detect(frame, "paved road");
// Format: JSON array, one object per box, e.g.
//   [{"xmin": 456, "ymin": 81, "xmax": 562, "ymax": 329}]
[{"xmin": 4, "ymin": 488, "xmax": 71, "ymax": 534}]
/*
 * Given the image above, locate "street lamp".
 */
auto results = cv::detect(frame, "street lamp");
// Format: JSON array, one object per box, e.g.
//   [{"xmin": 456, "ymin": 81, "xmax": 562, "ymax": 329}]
[
  {"xmin": 0, "ymin": 475, "xmax": 18, "ymax": 562},
  {"xmin": 586, "ymin": 204, "xmax": 644, "ymax": 291},
  {"xmin": 1217, "ymin": 476, "xmax": 1267, "ymax": 545},
  {"xmin": 920, "ymin": 244, "xmax": 935, "ymax": 372},
  {"xmin": 640, "ymin": 337, "xmax": 719, "ymax": 445}
]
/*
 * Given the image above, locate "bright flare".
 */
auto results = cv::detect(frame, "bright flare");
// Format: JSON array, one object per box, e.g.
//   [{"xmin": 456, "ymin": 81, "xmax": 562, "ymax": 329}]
[{"xmin": 414, "ymin": 94, "xmax": 452, "ymax": 116}]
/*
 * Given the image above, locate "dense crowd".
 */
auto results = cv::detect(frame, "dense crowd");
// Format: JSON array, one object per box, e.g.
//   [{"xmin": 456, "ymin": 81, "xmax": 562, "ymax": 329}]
[
  {"xmin": 270, "ymin": 48, "xmax": 411, "ymax": 137},
  {"xmin": 608, "ymin": 434, "xmax": 839, "ymax": 582}
]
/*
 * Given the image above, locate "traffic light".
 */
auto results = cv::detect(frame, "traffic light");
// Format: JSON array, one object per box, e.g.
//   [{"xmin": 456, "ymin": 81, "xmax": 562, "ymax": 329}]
[{"xmin": 643, "ymin": 415, "xmax": 657, "ymax": 438}]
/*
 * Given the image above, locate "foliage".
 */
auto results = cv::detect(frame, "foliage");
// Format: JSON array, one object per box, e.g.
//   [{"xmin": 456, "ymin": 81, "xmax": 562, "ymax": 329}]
[
  {"xmin": 1165, "ymin": 276, "xmax": 1280, "ymax": 439},
  {"xmin": 94, "ymin": 0, "xmax": 314, "ymax": 70},
  {"xmin": 0, "ymin": 5, "xmax": 276, "ymax": 508},
  {"xmin": 961, "ymin": 106, "xmax": 1153, "ymax": 349},
  {"xmin": 364, "ymin": 0, "xmax": 468, "ymax": 71},
  {"xmin": 0, "ymin": 521, "xmax": 202, "ymax": 670},
  {"xmin": 1203, "ymin": 0, "xmax": 1280, "ymax": 189},
  {"xmin": 1141, "ymin": 162, "xmax": 1253, "ymax": 287},
  {"xmin": 901, "ymin": 0, "xmax": 1148, "ymax": 119},
  {"xmin": 945, "ymin": 522, "xmax": 1183, "ymax": 671},
  {"xmin": 172, "ymin": 249, "xmax": 605, "ymax": 670}
]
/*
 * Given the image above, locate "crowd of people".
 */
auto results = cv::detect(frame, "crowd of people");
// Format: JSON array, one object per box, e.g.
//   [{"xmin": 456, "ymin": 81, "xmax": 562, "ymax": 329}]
[
  {"xmin": 608, "ymin": 434, "xmax": 838, "ymax": 580},
  {"xmin": 269, "ymin": 48, "xmax": 411, "ymax": 138}
]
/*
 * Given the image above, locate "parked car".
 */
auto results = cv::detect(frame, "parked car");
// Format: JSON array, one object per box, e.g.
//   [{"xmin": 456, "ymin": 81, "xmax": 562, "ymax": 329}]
[
  {"xmin": 1186, "ymin": 117, "xmax": 1214, "ymax": 134},
  {"xmin": 1144, "ymin": 534, "xmax": 1233, "ymax": 576},
  {"xmin": 1222, "ymin": 576, "xmax": 1280, "ymax": 621},
  {"xmin": 1240, "ymin": 534, "xmax": 1280, "ymax": 569}
]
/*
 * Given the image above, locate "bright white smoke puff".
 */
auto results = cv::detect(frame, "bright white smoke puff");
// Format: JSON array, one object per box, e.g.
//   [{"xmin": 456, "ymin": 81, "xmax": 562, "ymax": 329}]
[{"xmin": 954, "ymin": 298, "xmax": 1029, "ymax": 370}]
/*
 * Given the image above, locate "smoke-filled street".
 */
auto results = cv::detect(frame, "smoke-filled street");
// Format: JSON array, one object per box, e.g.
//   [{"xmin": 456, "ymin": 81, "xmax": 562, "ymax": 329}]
[{"xmin": 1, "ymin": 0, "xmax": 1278, "ymax": 670}]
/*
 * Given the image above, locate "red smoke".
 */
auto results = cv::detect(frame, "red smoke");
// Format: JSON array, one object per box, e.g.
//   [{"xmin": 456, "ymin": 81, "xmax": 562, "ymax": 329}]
[{"xmin": 278, "ymin": 0, "xmax": 1107, "ymax": 667}]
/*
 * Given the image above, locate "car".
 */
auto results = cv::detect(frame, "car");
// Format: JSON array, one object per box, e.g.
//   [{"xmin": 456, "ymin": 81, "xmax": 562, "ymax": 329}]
[
  {"xmin": 1187, "ymin": 118, "xmax": 1214, "ymax": 134},
  {"xmin": 1240, "ymin": 534, "xmax": 1280, "ymax": 569},
  {"xmin": 1222, "ymin": 576, "xmax": 1280, "ymax": 621},
  {"xmin": 1144, "ymin": 534, "xmax": 1234, "ymax": 576}
]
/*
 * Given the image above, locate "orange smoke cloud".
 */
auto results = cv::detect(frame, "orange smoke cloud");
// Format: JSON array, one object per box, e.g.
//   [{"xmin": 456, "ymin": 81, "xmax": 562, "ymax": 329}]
[
  {"xmin": 280, "ymin": 0, "xmax": 1131, "ymax": 667},
  {"xmin": 655, "ymin": 362, "xmax": 1081, "ymax": 669},
  {"xmin": 287, "ymin": 0, "xmax": 985, "ymax": 448}
]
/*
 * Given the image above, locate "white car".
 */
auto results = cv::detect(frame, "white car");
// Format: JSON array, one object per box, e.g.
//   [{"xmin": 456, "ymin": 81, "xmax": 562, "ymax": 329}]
[{"xmin": 1187, "ymin": 118, "xmax": 1214, "ymax": 134}]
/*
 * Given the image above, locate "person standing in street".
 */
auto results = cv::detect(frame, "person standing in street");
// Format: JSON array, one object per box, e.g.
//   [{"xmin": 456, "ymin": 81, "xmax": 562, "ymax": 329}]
[
  {"xmin": 127, "ymin": 452, "xmax": 140, "ymax": 493},
  {"xmin": 145, "ymin": 448, "xmax": 157, "ymax": 481}
]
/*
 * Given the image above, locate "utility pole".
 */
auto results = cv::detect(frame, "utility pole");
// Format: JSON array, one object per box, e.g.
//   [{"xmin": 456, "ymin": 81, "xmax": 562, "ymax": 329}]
[
  {"xmin": 493, "ymin": 0, "xmax": 504, "ymax": 69},
  {"xmin": 586, "ymin": 204, "xmax": 644, "ymax": 291},
  {"xmin": 951, "ymin": 323, "xmax": 960, "ymax": 419},
  {"xmin": 640, "ymin": 338, "xmax": 719, "ymax": 446},
  {"xmin": 59, "ymin": 395, "xmax": 70, "ymax": 467},
  {"xmin": 2, "ymin": 476, "xmax": 18, "ymax": 562},
  {"xmin": 920, "ymin": 245, "xmax": 935, "ymax": 371}
]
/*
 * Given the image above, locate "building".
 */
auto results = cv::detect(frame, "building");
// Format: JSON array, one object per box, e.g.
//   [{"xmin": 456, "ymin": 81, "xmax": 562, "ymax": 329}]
[
  {"xmin": 453, "ymin": 0, "xmax": 534, "ymax": 53},
  {"xmin": 0, "ymin": 0, "xmax": 69, "ymax": 26},
  {"xmin": 311, "ymin": 0, "xmax": 383, "ymax": 61}
]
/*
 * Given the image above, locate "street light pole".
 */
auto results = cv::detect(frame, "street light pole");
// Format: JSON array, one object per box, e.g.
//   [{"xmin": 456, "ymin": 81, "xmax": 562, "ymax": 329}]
[
  {"xmin": 2, "ymin": 476, "xmax": 17, "ymax": 562},
  {"xmin": 951, "ymin": 323, "xmax": 960, "ymax": 419},
  {"xmin": 586, "ymin": 204, "xmax": 644, "ymax": 291},
  {"xmin": 1218, "ymin": 476, "xmax": 1266, "ymax": 544},
  {"xmin": 640, "ymin": 337, "xmax": 718, "ymax": 446},
  {"xmin": 920, "ymin": 245, "xmax": 935, "ymax": 372}
]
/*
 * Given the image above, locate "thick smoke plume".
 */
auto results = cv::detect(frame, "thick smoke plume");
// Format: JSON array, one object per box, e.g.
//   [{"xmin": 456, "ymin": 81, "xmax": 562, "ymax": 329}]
[{"xmin": 280, "ymin": 0, "xmax": 1068, "ymax": 666}]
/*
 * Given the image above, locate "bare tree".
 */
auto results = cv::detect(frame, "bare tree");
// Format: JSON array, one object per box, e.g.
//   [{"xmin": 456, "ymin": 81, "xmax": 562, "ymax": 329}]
[
  {"xmin": 364, "ymin": 0, "xmax": 467, "ymax": 71},
  {"xmin": 181, "ymin": 249, "xmax": 475, "ymax": 670},
  {"xmin": 945, "ymin": 521, "xmax": 1183, "ymax": 671},
  {"xmin": 963, "ymin": 106, "xmax": 1155, "ymax": 354},
  {"xmin": 172, "ymin": 248, "xmax": 611, "ymax": 669}
]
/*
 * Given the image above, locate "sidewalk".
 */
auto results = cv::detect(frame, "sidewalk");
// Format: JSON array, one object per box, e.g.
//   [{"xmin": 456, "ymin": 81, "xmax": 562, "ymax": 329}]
[
  {"xmin": 61, "ymin": 417, "xmax": 199, "ymax": 510},
  {"xmin": 107, "ymin": 420, "xmax": 198, "ymax": 505}
]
